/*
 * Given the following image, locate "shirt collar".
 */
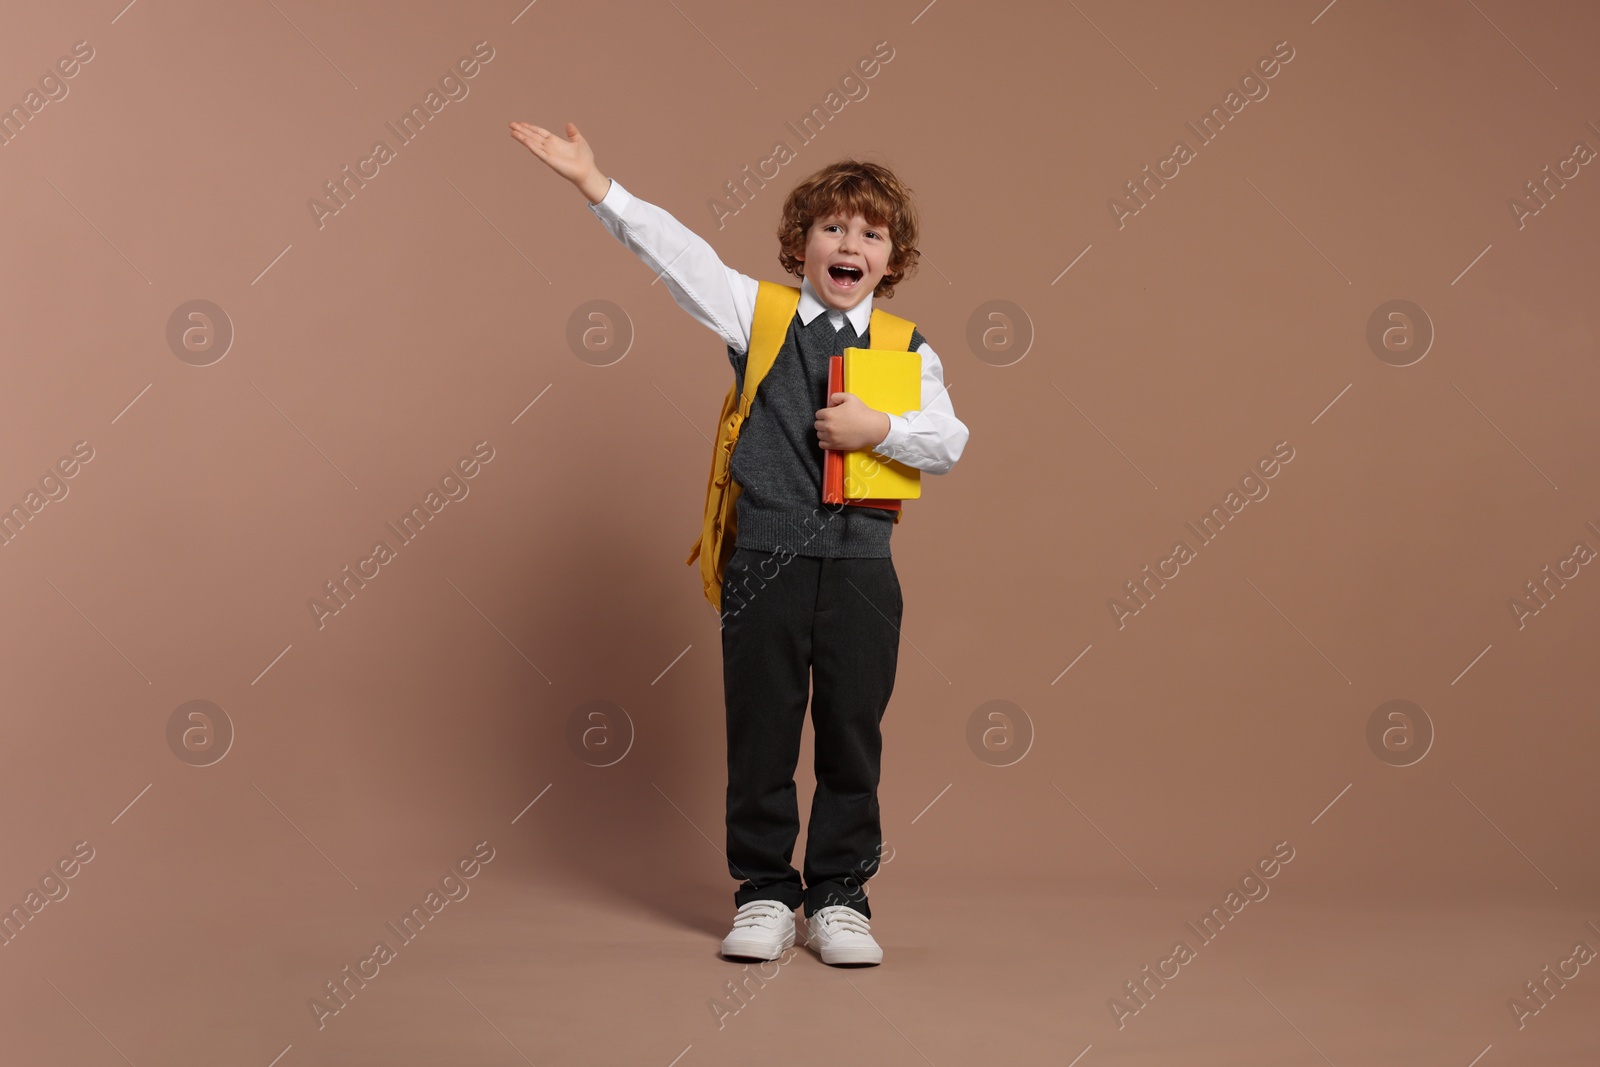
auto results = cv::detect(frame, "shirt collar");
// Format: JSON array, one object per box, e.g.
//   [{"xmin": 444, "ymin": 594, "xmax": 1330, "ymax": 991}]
[{"xmin": 798, "ymin": 275, "xmax": 873, "ymax": 337}]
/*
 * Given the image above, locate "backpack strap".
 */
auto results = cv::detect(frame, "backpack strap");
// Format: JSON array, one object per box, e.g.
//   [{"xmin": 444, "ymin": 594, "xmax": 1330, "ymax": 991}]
[
  {"xmin": 685, "ymin": 281, "xmax": 801, "ymax": 611},
  {"xmin": 867, "ymin": 306, "xmax": 914, "ymax": 355},
  {"xmin": 744, "ymin": 280, "xmax": 801, "ymax": 406}
]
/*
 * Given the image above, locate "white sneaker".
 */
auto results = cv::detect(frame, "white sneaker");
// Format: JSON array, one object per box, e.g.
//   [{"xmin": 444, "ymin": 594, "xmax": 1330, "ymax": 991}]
[
  {"xmin": 720, "ymin": 899, "xmax": 796, "ymax": 961},
  {"xmin": 804, "ymin": 905, "xmax": 883, "ymax": 965}
]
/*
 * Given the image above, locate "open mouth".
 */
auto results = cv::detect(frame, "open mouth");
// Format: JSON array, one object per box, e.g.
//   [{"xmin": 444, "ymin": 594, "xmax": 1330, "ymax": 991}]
[{"xmin": 827, "ymin": 264, "xmax": 864, "ymax": 289}]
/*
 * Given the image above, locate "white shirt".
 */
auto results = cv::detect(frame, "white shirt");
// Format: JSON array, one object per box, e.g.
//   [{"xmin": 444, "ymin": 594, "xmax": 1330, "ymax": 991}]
[{"xmin": 586, "ymin": 178, "xmax": 969, "ymax": 475}]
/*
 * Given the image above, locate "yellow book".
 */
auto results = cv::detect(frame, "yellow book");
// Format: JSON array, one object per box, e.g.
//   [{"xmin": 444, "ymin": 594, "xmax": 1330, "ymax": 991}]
[{"xmin": 841, "ymin": 346, "xmax": 922, "ymax": 501}]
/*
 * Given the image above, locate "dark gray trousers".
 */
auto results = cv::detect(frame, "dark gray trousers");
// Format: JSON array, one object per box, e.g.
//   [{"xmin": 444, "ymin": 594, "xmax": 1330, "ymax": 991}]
[{"xmin": 720, "ymin": 544, "xmax": 903, "ymax": 918}]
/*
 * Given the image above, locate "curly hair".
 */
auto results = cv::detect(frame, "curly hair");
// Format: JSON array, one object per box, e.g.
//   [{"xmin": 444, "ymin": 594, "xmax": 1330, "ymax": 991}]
[{"xmin": 776, "ymin": 159, "xmax": 920, "ymax": 300}]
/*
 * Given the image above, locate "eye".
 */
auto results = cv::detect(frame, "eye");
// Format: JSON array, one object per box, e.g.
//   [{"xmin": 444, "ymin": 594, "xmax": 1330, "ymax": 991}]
[{"xmin": 823, "ymin": 223, "xmax": 882, "ymax": 240}]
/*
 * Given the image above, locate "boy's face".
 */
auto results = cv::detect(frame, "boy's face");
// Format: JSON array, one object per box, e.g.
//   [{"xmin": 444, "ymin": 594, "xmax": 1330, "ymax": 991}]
[{"xmin": 796, "ymin": 211, "xmax": 894, "ymax": 313}]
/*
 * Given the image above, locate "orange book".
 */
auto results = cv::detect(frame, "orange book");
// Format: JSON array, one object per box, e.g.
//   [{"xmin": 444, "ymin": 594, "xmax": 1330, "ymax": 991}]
[{"xmin": 823, "ymin": 354, "xmax": 902, "ymax": 511}]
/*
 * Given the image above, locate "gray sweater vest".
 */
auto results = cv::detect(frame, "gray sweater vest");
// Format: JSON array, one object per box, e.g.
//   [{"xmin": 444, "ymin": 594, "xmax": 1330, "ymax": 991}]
[{"xmin": 727, "ymin": 309, "xmax": 927, "ymax": 558}]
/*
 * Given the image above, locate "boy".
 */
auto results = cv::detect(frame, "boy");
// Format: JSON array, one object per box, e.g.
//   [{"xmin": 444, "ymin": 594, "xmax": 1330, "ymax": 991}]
[{"xmin": 511, "ymin": 120, "xmax": 968, "ymax": 965}]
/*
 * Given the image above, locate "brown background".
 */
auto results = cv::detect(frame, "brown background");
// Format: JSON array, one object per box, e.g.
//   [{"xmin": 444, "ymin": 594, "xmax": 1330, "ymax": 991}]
[{"xmin": 2, "ymin": 0, "xmax": 1597, "ymax": 1063}]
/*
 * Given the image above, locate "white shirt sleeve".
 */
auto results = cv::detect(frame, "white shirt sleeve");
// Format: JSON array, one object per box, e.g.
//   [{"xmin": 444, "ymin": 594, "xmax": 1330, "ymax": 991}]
[{"xmin": 586, "ymin": 178, "xmax": 759, "ymax": 356}]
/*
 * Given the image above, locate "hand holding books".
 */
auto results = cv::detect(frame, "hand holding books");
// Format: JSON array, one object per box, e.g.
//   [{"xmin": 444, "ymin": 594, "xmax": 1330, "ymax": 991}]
[{"xmin": 814, "ymin": 391, "xmax": 891, "ymax": 452}]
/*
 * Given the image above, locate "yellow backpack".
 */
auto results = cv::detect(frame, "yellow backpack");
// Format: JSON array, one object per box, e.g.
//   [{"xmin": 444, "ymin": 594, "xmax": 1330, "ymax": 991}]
[{"xmin": 686, "ymin": 279, "xmax": 916, "ymax": 612}]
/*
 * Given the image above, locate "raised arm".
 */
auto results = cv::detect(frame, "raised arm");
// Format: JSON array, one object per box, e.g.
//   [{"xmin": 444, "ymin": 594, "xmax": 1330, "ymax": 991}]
[{"xmin": 510, "ymin": 120, "xmax": 757, "ymax": 355}]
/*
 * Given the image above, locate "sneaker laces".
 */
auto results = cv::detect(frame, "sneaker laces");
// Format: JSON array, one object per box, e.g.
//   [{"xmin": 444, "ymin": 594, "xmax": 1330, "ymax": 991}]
[
  {"xmin": 732, "ymin": 901, "xmax": 791, "ymax": 929},
  {"xmin": 814, "ymin": 907, "xmax": 871, "ymax": 937}
]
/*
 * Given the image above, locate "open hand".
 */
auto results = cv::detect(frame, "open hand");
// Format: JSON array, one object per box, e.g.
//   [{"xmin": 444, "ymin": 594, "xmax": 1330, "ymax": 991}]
[
  {"xmin": 815, "ymin": 392, "xmax": 891, "ymax": 452},
  {"xmin": 509, "ymin": 120, "xmax": 596, "ymax": 185}
]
